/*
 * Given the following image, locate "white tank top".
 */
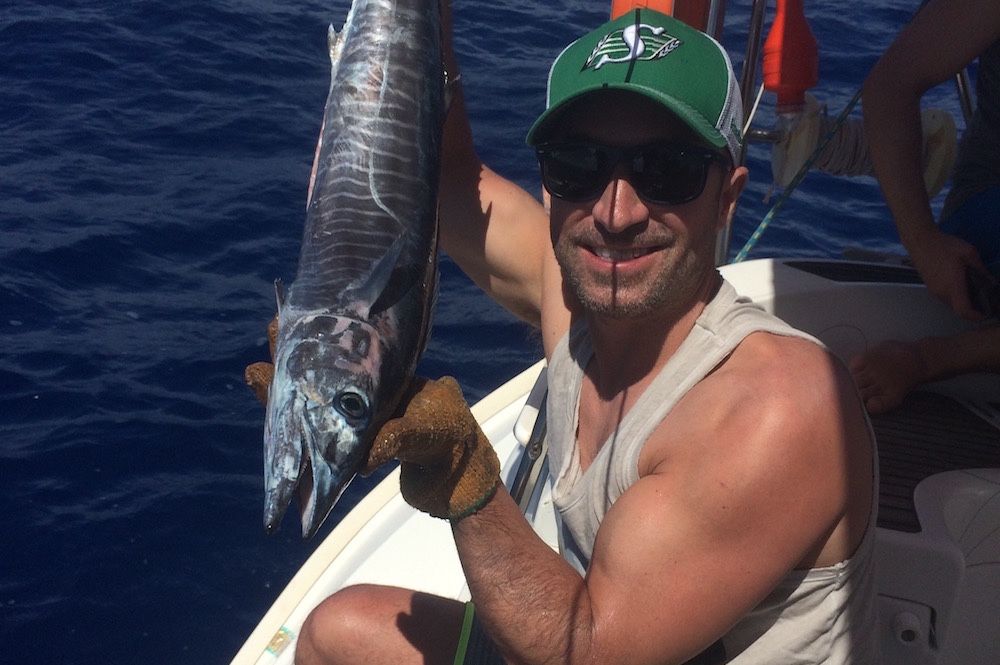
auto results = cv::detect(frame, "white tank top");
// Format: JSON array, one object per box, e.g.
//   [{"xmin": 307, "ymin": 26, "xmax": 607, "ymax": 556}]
[{"xmin": 546, "ymin": 278, "xmax": 880, "ymax": 664}]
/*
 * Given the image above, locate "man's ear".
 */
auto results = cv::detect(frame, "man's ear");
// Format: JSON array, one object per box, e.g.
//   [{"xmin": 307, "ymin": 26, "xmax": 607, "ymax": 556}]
[{"xmin": 717, "ymin": 165, "xmax": 749, "ymax": 231}]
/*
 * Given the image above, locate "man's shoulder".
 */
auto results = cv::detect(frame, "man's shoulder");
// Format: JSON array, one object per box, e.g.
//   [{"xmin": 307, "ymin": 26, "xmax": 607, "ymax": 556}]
[
  {"xmin": 720, "ymin": 330, "xmax": 845, "ymax": 401},
  {"xmin": 637, "ymin": 328, "xmax": 874, "ymax": 571},
  {"xmin": 718, "ymin": 332, "xmax": 869, "ymax": 469},
  {"xmin": 649, "ymin": 330, "xmax": 863, "ymax": 474}
]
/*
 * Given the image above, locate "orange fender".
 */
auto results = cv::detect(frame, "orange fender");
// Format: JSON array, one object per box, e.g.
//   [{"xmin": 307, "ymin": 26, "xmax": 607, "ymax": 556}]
[{"xmin": 762, "ymin": 0, "xmax": 818, "ymax": 111}]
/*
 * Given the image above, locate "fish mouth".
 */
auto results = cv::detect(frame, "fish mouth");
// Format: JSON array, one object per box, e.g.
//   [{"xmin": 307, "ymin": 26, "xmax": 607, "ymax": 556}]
[
  {"xmin": 294, "ymin": 442, "xmax": 356, "ymax": 539},
  {"xmin": 262, "ymin": 427, "xmax": 301, "ymax": 537},
  {"xmin": 263, "ymin": 437, "xmax": 350, "ymax": 539},
  {"xmin": 296, "ymin": 455, "xmax": 316, "ymax": 529},
  {"xmin": 263, "ymin": 397, "xmax": 359, "ymax": 539}
]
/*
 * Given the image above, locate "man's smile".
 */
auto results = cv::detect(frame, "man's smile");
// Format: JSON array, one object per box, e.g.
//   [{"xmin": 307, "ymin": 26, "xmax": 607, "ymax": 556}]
[{"xmin": 587, "ymin": 244, "xmax": 662, "ymax": 261}]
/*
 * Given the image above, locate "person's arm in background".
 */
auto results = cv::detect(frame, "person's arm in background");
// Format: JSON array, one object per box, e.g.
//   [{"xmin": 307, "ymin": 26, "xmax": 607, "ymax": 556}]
[{"xmin": 862, "ymin": 0, "xmax": 1000, "ymax": 320}]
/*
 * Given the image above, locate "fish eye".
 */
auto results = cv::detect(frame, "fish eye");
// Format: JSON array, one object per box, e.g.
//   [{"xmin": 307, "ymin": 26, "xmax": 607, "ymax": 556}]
[{"xmin": 335, "ymin": 391, "xmax": 369, "ymax": 421}]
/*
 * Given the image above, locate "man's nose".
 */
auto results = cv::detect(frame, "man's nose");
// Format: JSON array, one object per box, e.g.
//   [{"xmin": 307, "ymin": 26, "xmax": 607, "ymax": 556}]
[{"xmin": 592, "ymin": 166, "xmax": 649, "ymax": 233}]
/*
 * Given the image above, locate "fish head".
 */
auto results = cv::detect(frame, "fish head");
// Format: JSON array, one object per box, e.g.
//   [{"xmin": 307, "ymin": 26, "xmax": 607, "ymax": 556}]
[{"xmin": 263, "ymin": 314, "xmax": 383, "ymax": 539}]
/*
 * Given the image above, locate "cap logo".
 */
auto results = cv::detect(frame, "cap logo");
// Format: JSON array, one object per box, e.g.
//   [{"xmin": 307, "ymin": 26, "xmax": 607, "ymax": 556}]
[{"xmin": 583, "ymin": 23, "xmax": 682, "ymax": 71}]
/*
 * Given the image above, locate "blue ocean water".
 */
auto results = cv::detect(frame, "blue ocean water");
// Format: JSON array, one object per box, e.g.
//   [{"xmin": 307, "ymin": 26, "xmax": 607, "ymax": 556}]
[{"xmin": 0, "ymin": 1, "xmax": 968, "ymax": 663}]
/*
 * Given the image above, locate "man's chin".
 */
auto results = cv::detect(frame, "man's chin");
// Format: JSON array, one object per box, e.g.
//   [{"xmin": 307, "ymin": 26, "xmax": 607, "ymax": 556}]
[{"xmin": 572, "ymin": 287, "xmax": 663, "ymax": 319}]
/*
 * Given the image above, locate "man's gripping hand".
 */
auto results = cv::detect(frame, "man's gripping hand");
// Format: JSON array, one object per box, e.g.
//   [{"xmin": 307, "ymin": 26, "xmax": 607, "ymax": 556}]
[
  {"xmin": 244, "ymin": 317, "xmax": 278, "ymax": 405},
  {"xmin": 365, "ymin": 377, "xmax": 501, "ymax": 521}
]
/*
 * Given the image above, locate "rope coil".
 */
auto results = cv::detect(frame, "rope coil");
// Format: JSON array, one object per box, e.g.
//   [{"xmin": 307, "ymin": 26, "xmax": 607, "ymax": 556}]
[{"xmin": 735, "ymin": 93, "xmax": 956, "ymax": 263}]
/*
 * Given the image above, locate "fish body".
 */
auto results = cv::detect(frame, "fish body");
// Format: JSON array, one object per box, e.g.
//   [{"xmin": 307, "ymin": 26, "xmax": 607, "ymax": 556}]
[{"xmin": 263, "ymin": 0, "xmax": 444, "ymax": 538}]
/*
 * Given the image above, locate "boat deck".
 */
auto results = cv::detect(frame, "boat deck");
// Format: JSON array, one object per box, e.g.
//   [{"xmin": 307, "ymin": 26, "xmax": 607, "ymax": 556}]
[{"xmin": 873, "ymin": 390, "xmax": 1000, "ymax": 532}]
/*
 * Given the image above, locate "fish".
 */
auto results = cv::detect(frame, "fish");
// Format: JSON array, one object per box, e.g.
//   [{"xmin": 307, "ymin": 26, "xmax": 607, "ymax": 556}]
[{"xmin": 262, "ymin": 0, "xmax": 445, "ymax": 539}]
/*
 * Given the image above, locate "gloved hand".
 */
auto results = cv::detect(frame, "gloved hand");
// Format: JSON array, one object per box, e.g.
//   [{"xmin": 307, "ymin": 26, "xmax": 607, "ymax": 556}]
[
  {"xmin": 244, "ymin": 317, "xmax": 278, "ymax": 404},
  {"xmin": 244, "ymin": 321, "xmax": 499, "ymax": 521},
  {"xmin": 364, "ymin": 376, "xmax": 500, "ymax": 521}
]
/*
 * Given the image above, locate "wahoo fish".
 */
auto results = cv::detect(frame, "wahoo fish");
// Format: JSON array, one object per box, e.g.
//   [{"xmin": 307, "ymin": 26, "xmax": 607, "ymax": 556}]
[{"xmin": 263, "ymin": 0, "xmax": 444, "ymax": 538}]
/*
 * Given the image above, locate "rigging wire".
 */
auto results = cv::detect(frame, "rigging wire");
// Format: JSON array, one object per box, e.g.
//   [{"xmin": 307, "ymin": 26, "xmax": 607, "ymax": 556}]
[
  {"xmin": 732, "ymin": 85, "xmax": 863, "ymax": 263},
  {"xmin": 743, "ymin": 82, "xmax": 766, "ymax": 136}
]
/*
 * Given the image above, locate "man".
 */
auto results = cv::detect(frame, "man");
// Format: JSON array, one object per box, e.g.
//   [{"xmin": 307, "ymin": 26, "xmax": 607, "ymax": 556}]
[
  {"xmin": 290, "ymin": 8, "xmax": 878, "ymax": 664},
  {"xmin": 850, "ymin": 0, "xmax": 1000, "ymax": 414}
]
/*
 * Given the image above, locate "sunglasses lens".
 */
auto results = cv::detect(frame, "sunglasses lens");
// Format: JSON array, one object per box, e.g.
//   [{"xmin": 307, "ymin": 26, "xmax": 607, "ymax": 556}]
[
  {"xmin": 537, "ymin": 142, "xmax": 722, "ymax": 204},
  {"xmin": 632, "ymin": 145, "xmax": 712, "ymax": 204},
  {"xmin": 538, "ymin": 144, "xmax": 610, "ymax": 201}
]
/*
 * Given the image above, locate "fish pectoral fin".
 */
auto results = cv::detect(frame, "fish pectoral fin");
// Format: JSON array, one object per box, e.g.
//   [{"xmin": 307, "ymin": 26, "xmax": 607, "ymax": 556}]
[{"xmin": 347, "ymin": 235, "xmax": 406, "ymax": 318}]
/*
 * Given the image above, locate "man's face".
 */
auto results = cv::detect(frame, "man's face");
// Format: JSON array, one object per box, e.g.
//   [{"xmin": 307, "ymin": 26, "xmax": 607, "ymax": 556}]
[{"xmin": 543, "ymin": 91, "xmax": 745, "ymax": 321}]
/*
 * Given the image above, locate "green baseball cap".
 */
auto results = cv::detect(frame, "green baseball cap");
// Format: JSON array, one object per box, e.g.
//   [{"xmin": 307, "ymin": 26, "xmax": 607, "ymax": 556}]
[{"xmin": 526, "ymin": 9, "xmax": 743, "ymax": 164}]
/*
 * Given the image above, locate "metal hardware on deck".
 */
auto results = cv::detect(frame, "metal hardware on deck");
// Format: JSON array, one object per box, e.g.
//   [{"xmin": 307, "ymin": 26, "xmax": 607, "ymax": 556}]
[
  {"xmin": 954, "ymin": 69, "xmax": 975, "ymax": 124},
  {"xmin": 745, "ymin": 127, "xmax": 782, "ymax": 144},
  {"xmin": 508, "ymin": 394, "xmax": 548, "ymax": 513},
  {"xmin": 517, "ymin": 455, "xmax": 550, "ymax": 516}
]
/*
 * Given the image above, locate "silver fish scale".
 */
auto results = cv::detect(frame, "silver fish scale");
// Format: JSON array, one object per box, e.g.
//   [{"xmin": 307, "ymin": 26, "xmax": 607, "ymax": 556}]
[
  {"xmin": 287, "ymin": 0, "xmax": 441, "ymax": 309},
  {"xmin": 262, "ymin": 0, "xmax": 443, "ymax": 538}
]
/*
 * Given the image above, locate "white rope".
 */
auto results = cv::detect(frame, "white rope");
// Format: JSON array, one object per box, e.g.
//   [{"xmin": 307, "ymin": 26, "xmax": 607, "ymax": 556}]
[{"xmin": 813, "ymin": 115, "xmax": 872, "ymax": 177}]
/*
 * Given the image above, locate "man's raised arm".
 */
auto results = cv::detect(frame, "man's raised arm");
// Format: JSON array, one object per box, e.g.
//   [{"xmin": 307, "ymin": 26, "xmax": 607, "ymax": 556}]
[{"xmin": 436, "ymin": 2, "xmax": 553, "ymax": 329}]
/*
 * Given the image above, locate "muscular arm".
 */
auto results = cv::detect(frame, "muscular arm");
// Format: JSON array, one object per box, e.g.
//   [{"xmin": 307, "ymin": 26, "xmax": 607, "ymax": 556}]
[
  {"xmin": 437, "ymin": 2, "xmax": 555, "ymax": 329},
  {"xmin": 452, "ymin": 338, "xmax": 873, "ymax": 665},
  {"xmin": 862, "ymin": 0, "xmax": 1000, "ymax": 318}
]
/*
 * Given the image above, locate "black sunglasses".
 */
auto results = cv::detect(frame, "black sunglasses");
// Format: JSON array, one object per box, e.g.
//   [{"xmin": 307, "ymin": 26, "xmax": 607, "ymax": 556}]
[{"xmin": 535, "ymin": 140, "xmax": 729, "ymax": 205}]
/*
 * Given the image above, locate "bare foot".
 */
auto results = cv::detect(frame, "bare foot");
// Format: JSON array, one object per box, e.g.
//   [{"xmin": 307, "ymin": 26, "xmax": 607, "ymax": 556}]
[{"xmin": 849, "ymin": 340, "xmax": 928, "ymax": 415}]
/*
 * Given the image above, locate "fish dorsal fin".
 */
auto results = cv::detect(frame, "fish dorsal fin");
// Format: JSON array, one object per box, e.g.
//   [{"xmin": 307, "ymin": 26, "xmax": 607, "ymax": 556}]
[
  {"xmin": 444, "ymin": 71, "xmax": 461, "ymax": 113},
  {"xmin": 347, "ymin": 235, "xmax": 405, "ymax": 319},
  {"xmin": 328, "ymin": 0, "xmax": 361, "ymax": 74},
  {"xmin": 274, "ymin": 278, "xmax": 286, "ymax": 315},
  {"xmin": 328, "ymin": 24, "xmax": 346, "ymax": 74},
  {"xmin": 306, "ymin": 25, "xmax": 349, "ymax": 211}
]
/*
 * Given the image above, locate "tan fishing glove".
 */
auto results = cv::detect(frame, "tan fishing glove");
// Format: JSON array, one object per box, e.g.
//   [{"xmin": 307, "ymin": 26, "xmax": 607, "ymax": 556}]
[
  {"xmin": 244, "ymin": 321, "xmax": 500, "ymax": 521},
  {"xmin": 363, "ymin": 376, "xmax": 500, "ymax": 521},
  {"xmin": 244, "ymin": 317, "xmax": 279, "ymax": 405}
]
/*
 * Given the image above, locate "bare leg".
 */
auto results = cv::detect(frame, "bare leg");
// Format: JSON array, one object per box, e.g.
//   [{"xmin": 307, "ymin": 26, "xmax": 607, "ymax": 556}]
[{"xmin": 296, "ymin": 584, "xmax": 466, "ymax": 665}]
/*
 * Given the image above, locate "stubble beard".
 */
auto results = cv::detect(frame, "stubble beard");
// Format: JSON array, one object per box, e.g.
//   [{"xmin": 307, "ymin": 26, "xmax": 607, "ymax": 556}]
[{"xmin": 554, "ymin": 232, "xmax": 713, "ymax": 320}]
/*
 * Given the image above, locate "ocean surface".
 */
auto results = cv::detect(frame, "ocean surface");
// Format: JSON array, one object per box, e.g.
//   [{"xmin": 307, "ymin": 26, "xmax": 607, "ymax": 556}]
[{"xmin": 0, "ymin": 1, "xmax": 969, "ymax": 663}]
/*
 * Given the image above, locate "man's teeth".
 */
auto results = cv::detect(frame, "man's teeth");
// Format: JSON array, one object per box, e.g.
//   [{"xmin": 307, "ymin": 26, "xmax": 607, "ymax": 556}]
[{"xmin": 592, "ymin": 246, "xmax": 655, "ymax": 260}]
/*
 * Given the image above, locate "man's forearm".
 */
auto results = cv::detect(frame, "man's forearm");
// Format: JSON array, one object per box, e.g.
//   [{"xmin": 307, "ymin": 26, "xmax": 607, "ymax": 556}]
[
  {"xmin": 861, "ymin": 75, "xmax": 938, "ymax": 254},
  {"xmin": 452, "ymin": 488, "xmax": 599, "ymax": 665}
]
